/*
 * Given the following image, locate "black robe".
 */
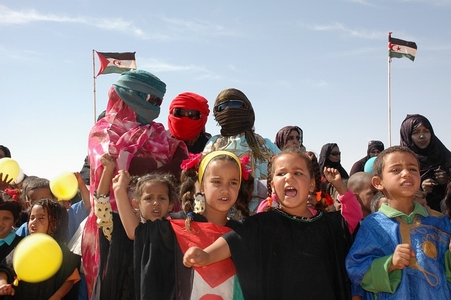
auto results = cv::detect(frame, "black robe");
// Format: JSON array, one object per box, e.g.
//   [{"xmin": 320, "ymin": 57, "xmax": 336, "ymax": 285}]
[
  {"xmin": 223, "ymin": 210, "xmax": 352, "ymax": 300},
  {"xmin": 134, "ymin": 211, "xmax": 241, "ymax": 300}
]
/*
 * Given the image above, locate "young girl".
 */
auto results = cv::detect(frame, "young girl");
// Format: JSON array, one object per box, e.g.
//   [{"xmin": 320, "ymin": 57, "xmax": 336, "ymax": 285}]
[
  {"xmin": 92, "ymin": 154, "xmax": 177, "ymax": 299},
  {"xmin": 114, "ymin": 150, "xmax": 253, "ymax": 299},
  {"xmin": 0, "ymin": 199, "xmax": 80, "ymax": 299},
  {"xmin": 184, "ymin": 148, "xmax": 356, "ymax": 299},
  {"xmin": 0, "ymin": 192, "xmax": 22, "ymax": 262}
]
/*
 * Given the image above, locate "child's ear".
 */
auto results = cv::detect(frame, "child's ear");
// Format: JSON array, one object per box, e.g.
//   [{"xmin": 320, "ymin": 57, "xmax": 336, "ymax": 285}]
[
  {"xmin": 131, "ymin": 199, "xmax": 140, "ymax": 210},
  {"xmin": 309, "ymin": 178, "xmax": 315, "ymax": 193},
  {"xmin": 372, "ymin": 176, "xmax": 384, "ymax": 191},
  {"xmin": 168, "ymin": 202, "xmax": 175, "ymax": 212}
]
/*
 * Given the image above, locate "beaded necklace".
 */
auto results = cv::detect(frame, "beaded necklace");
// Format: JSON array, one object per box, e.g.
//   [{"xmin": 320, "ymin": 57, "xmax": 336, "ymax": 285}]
[{"xmin": 274, "ymin": 208, "xmax": 323, "ymax": 222}]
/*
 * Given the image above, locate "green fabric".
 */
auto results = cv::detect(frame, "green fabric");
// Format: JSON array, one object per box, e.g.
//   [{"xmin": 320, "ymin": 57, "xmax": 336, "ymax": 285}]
[
  {"xmin": 446, "ymin": 251, "xmax": 451, "ymax": 282},
  {"xmin": 361, "ymin": 255, "xmax": 401, "ymax": 294},
  {"xmin": 378, "ymin": 201, "xmax": 428, "ymax": 224},
  {"xmin": 233, "ymin": 275, "xmax": 245, "ymax": 300}
]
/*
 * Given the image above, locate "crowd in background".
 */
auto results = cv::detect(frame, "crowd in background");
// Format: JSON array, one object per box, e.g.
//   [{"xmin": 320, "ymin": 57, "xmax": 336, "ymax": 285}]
[{"xmin": 1, "ymin": 69, "xmax": 451, "ymax": 299}]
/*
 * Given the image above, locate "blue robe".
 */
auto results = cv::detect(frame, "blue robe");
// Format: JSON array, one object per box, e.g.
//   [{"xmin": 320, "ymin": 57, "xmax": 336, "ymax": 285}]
[{"xmin": 346, "ymin": 203, "xmax": 451, "ymax": 299}]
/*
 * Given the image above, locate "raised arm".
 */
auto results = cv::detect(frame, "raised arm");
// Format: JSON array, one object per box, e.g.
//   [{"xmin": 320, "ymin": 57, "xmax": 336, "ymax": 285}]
[
  {"xmin": 113, "ymin": 170, "xmax": 139, "ymax": 240},
  {"xmin": 323, "ymin": 167, "xmax": 362, "ymax": 233},
  {"xmin": 74, "ymin": 172, "xmax": 90, "ymax": 211},
  {"xmin": 93, "ymin": 154, "xmax": 116, "ymax": 241}
]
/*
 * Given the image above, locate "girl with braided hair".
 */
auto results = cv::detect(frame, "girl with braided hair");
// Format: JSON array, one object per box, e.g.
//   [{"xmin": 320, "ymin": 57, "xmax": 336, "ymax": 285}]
[
  {"xmin": 0, "ymin": 199, "xmax": 80, "ymax": 299},
  {"xmin": 114, "ymin": 150, "xmax": 253, "ymax": 299},
  {"xmin": 204, "ymin": 88, "xmax": 280, "ymax": 215}
]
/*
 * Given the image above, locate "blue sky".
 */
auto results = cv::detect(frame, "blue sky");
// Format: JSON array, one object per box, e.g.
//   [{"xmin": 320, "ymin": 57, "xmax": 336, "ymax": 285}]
[{"xmin": 2, "ymin": 0, "xmax": 451, "ymax": 181}]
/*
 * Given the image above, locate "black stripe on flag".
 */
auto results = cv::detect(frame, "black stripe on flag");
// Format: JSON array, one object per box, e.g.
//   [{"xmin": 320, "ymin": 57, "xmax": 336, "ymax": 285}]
[
  {"xmin": 389, "ymin": 37, "xmax": 417, "ymax": 50},
  {"xmin": 97, "ymin": 52, "xmax": 136, "ymax": 60}
]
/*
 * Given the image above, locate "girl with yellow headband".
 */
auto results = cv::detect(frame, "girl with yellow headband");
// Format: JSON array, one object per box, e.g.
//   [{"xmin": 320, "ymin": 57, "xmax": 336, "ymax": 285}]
[{"xmin": 115, "ymin": 151, "xmax": 253, "ymax": 299}]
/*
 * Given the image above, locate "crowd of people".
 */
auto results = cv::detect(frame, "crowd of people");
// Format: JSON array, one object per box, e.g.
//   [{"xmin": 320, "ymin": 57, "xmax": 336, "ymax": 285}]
[{"xmin": 1, "ymin": 69, "xmax": 451, "ymax": 299}]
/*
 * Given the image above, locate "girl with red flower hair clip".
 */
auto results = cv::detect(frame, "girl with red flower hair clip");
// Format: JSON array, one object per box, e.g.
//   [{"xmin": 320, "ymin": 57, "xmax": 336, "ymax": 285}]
[{"xmin": 114, "ymin": 150, "xmax": 254, "ymax": 299}]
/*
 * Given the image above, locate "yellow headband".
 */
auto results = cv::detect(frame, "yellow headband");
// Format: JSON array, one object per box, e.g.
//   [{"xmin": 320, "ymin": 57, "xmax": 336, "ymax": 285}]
[{"xmin": 198, "ymin": 151, "xmax": 242, "ymax": 185}]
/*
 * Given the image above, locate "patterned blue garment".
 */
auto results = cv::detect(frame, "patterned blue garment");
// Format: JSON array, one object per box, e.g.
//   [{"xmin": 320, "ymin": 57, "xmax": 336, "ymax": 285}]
[{"xmin": 346, "ymin": 203, "xmax": 451, "ymax": 299}]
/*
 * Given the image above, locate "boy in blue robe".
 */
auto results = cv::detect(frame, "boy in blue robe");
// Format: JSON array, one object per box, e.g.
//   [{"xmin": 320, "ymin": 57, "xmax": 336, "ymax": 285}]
[{"xmin": 346, "ymin": 146, "xmax": 451, "ymax": 299}]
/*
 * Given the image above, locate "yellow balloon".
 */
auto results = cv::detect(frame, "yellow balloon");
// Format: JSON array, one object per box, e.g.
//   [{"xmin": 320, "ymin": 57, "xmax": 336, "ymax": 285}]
[
  {"xmin": 13, "ymin": 233, "xmax": 63, "ymax": 283},
  {"xmin": 50, "ymin": 172, "xmax": 78, "ymax": 200},
  {"xmin": 0, "ymin": 158, "xmax": 20, "ymax": 182}
]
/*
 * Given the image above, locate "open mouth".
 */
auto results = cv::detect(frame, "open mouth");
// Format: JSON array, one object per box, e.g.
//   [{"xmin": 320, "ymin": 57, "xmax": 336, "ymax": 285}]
[{"xmin": 285, "ymin": 187, "xmax": 297, "ymax": 197}]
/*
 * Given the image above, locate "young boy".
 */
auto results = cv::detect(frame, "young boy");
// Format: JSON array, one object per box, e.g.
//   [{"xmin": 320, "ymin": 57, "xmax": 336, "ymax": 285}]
[
  {"xmin": 346, "ymin": 146, "xmax": 451, "ymax": 299},
  {"xmin": 347, "ymin": 172, "xmax": 378, "ymax": 219}
]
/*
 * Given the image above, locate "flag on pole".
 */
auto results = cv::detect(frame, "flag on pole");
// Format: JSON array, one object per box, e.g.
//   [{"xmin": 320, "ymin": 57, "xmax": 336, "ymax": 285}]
[
  {"xmin": 388, "ymin": 32, "xmax": 417, "ymax": 61},
  {"xmin": 95, "ymin": 51, "xmax": 137, "ymax": 76}
]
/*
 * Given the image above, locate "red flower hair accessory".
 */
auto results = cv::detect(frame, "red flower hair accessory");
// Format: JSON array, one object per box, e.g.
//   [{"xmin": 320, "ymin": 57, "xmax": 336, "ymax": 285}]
[
  {"xmin": 4, "ymin": 188, "xmax": 20, "ymax": 201},
  {"xmin": 239, "ymin": 155, "xmax": 252, "ymax": 180},
  {"xmin": 180, "ymin": 153, "xmax": 202, "ymax": 171}
]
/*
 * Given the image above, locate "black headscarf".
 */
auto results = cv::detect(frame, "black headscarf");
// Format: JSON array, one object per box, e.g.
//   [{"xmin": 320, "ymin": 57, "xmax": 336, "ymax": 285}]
[
  {"xmin": 350, "ymin": 140, "xmax": 384, "ymax": 175},
  {"xmin": 318, "ymin": 143, "xmax": 349, "ymax": 179},
  {"xmin": 400, "ymin": 114, "xmax": 451, "ymax": 180}
]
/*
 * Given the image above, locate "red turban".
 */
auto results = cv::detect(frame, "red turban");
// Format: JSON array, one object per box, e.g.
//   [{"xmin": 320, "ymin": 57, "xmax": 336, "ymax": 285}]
[{"xmin": 168, "ymin": 92, "xmax": 210, "ymax": 141}]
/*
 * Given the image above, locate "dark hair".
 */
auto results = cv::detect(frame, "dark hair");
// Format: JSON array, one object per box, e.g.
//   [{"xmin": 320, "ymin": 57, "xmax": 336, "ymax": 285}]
[
  {"xmin": 0, "ymin": 191, "xmax": 22, "ymax": 222},
  {"xmin": 372, "ymin": 146, "xmax": 418, "ymax": 178},
  {"xmin": 30, "ymin": 198, "xmax": 68, "ymax": 244},
  {"xmin": 0, "ymin": 145, "xmax": 11, "ymax": 158},
  {"xmin": 180, "ymin": 154, "xmax": 253, "ymax": 221},
  {"xmin": 133, "ymin": 173, "xmax": 179, "ymax": 207}
]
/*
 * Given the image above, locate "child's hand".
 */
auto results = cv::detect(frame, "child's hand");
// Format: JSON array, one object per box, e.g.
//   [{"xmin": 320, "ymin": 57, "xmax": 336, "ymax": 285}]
[
  {"xmin": 323, "ymin": 167, "xmax": 342, "ymax": 184},
  {"xmin": 0, "ymin": 173, "xmax": 13, "ymax": 191},
  {"xmin": 112, "ymin": 170, "xmax": 131, "ymax": 193},
  {"xmin": 100, "ymin": 153, "xmax": 116, "ymax": 170},
  {"xmin": 390, "ymin": 243, "xmax": 415, "ymax": 271},
  {"xmin": 0, "ymin": 283, "xmax": 15, "ymax": 296},
  {"xmin": 74, "ymin": 172, "xmax": 85, "ymax": 187},
  {"xmin": 183, "ymin": 247, "xmax": 209, "ymax": 268}
]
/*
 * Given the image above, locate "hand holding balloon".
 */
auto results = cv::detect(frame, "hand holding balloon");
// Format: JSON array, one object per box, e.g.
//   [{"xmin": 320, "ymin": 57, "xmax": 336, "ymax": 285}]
[{"xmin": 13, "ymin": 233, "xmax": 63, "ymax": 285}]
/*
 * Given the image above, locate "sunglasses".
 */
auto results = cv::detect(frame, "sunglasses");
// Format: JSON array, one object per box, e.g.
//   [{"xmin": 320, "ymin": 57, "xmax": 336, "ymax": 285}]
[
  {"xmin": 330, "ymin": 151, "xmax": 341, "ymax": 156},
  {"xmin": 215, "ymin": 100, "xmax": 245, "ymax": 112},
  {"xmin": 172, "ymin": 108, "xmax": 202, "ymax": 120},
  {"xmin": 146, "ymin": 94, "xmax": 163, "ymax": 107}
]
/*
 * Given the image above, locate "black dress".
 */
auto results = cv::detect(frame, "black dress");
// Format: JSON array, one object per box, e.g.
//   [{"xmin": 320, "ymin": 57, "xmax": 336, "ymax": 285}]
[{"xmin": 223, "ymin": 210, "xmax": 353, "ymax": 300}]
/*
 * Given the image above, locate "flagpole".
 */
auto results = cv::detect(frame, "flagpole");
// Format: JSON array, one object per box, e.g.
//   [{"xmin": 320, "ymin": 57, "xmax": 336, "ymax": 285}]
[
  {"xmin": 92, "ymin": 49, "xmax": 97, "ymax": 124},
  {"xmin": 387, "ymin": 33, "xmax": 392, "ymax": 147}
]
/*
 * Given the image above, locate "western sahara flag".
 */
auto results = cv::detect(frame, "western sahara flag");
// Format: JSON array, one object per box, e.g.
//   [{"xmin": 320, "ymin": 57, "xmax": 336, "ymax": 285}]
[
  {"xmin": 96, "ymin": 51, "xmax": 137, "ymax": 76},
  {"xmin": 388, "ymin": 33, "xmax": 417, "ymax": 61}
]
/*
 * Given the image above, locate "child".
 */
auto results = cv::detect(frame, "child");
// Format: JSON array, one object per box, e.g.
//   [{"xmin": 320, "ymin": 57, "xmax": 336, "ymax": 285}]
[
  {"xmin": 348, "ymin": 172, "xmax": 378, "ymax": 218},
  {"xmin": 183, "ymin": 148, "xmax": 355, "ymax": 299},
  {"xmin": 0, "ymin": 199, "xmax": 81, "ymax": 299},
  {"xmin": 115, "ymin": 150, "xmax": 253, "ymax": 299},
  {"xmin": 15, "ymin": 177, "xmax": 57, "ymax": 237},
  {"xmin": 0, "ymin": 192, "xmax": 22, "ymax": 262},
  {"xmin": 346, "ymin": 146, "xmax": 451, "ymax": 299}
]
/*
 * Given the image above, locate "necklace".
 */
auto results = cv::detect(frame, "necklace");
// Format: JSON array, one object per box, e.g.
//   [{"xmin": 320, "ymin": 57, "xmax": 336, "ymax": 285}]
[{"xmin": 274, "ymin": 208, "xmax": 322, "ymax": 222}]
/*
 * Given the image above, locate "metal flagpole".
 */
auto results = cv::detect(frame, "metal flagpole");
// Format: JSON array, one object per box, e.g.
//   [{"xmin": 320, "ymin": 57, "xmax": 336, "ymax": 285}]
[
  {"xmin": 92, "ymin": 49, "xmax": 97, "ymax": 124},
  {"xmin": 388, "ymin": 33, "xmax": 392, "ymax": 147}
]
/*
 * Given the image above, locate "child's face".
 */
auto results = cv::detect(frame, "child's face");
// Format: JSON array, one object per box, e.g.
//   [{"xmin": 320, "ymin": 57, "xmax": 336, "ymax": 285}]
[
  {"xmin": 27, "ymin": 188, "xmax": 54, "ymax": 207},
  {"xmin": 201, "ymin": 159, "xmax": 240, "ymax": 214},
  {"xmin": 373, "ymin": 152, "xmax": 420, "ymax": 200},
  {"xmin": 0, "ymin": 210, "xmax": 15, "ymax": 239},
  {"xmin": 135, "ymin": 182, "xmax": 173, "ymax": 222},
  {"xmin": 270, "ymin": 154, "xmax": 314, "ymax": 214},
  {"xmin": 28, "ymin": 205, "xmax": 49, "ymax": 234}
]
